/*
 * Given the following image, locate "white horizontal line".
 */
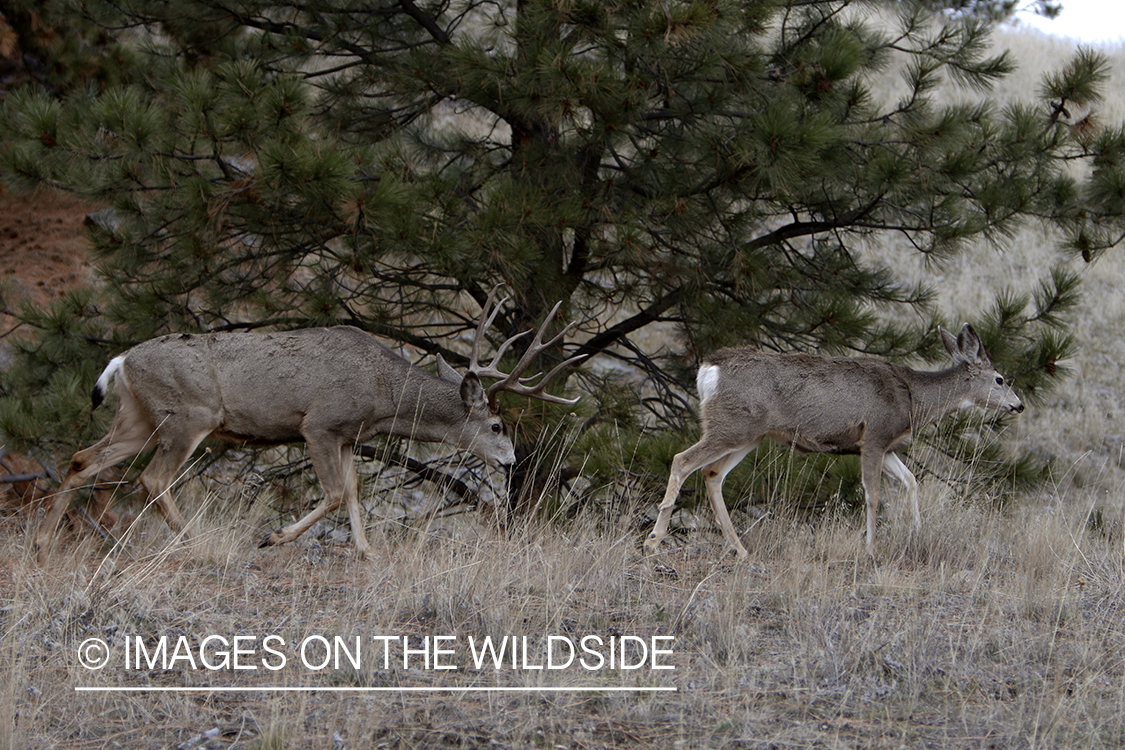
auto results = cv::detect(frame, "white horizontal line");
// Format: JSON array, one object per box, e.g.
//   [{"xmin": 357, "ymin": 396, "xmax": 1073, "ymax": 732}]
[{"xmin": 76, "ymin": 686, "xmax": 676, "ymax": 693}]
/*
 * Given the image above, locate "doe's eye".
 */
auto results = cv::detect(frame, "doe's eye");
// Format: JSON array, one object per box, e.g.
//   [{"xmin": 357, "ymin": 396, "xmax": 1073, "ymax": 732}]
[
  {"xmin": 995, "ymin": 376, "xmax": 1005, "ymax": 386},
  {"xmin": 491, "ymin": 423, "xmax": 503, "ymax": 434}
]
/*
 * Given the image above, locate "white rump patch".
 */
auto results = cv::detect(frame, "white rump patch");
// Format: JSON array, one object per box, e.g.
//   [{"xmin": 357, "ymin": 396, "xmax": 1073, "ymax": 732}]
[
  {"xmin": 697, "ymin": 364, "xmax": 721, "ymax": 406},
  {"xmin": 96, "ymin": 355, "xmax": 127, "ymax": 396}
]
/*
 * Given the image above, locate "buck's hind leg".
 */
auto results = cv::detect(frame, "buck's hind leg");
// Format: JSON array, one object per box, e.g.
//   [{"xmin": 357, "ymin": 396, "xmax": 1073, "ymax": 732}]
[{"xmin": 136, "ymin": 426, "xmax": 213, "ymax": 535}]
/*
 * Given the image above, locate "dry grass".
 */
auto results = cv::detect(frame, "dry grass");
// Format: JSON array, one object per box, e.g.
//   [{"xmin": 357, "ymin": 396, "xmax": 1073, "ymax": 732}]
[
  {"xmin": 4, "ymin": 19, "xmax": 1125, "ymax": 750},
  {"xmin": 3, "ymin": 470, "xmax": 1124, "ymax": 749}
]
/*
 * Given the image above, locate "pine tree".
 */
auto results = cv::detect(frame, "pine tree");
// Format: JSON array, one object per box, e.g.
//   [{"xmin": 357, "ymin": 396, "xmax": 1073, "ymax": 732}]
[
  {"xmin": 1, "ymin": 0, "xmax": 1122, "ymax": 513},
  {"xmin": 917, "ymin": 0, "xmax": 1061, "ymax": 22},
  {"xmin": 0, "ymin": 0, "xmax": 137, "ymax": 93}
]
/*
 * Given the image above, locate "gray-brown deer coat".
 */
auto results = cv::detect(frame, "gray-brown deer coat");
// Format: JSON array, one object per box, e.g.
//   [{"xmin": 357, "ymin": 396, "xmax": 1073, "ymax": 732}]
[
  {"xmin": 34, "ymin": 294, "xmax": 581, "ymax": 564},
  {"xmin": 644, "ymin": 324, "xmax": 1024, "ymax": 558}
]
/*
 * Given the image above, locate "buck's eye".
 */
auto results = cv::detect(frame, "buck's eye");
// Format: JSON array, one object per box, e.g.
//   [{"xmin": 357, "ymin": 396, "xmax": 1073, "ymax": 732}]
[
  {"xmin": 995, "ymin": 376, "xmax": 1004, "ymax": 386},
  {"xmin": 491, "ymin": 423, "xmax": 503, "ymax": 434}
]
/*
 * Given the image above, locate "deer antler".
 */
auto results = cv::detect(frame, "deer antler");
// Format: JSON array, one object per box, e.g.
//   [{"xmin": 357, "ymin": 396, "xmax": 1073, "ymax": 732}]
[{"xmin": 468, "ymin": 287, "xmax": 586, "ymax": 405}]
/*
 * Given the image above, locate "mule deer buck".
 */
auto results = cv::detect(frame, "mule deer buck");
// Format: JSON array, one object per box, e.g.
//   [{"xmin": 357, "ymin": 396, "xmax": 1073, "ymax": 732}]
[
  {"xmin": 644, "ymin": 324, "xmax": 1024, "ymax": 558},
  {"xmin": 34, "ymin": 291, "xmax": 583, "ymax": 564}
]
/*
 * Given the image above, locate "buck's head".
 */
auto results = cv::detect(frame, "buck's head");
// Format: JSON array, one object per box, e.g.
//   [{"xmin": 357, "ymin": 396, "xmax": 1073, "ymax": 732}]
[
  {"xmin": 454, "ymin": 371, "xmax": 517, "ymax": 468},
  {"xmin": 940, "ymin": 323, "xmax": 1024, "ymax": 415},
  {"xmin": 431, "ymin": 289, "xmax": 585, "ymax": 469},
  {"xmin": 441, "ymin": 289, "xmax": 585, "ymax": 469}
]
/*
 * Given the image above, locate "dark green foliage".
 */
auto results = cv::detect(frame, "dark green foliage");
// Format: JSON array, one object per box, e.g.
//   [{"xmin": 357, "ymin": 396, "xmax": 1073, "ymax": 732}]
[
  {"xmin": 0, "ymin": 0, "xmax": 139, "ymax": 94},
  {"xmin": 1, "ymin": 0, "xmax": 1123, "ymax": 521}
]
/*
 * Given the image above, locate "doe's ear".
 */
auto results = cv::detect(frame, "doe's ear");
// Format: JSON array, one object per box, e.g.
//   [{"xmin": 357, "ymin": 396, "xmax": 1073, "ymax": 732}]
[
  {"xmin": 939, "ymin": 326, "xmax": 959, "ymax": 359},
  {"xmin": 942, "ymin": 323, "xmax": 985, "ymax": 367},
  {"xmin": 956, "ymin": 323, "xmax": 987, "ymax": 365},
  {"xmin": 460, "ymin": 372, "xmax": 489, "ymax": 412}
]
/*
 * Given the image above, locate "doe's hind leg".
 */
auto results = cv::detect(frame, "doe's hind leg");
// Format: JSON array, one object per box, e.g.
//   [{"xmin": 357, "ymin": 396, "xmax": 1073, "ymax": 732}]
[
  {"xmin": 702, "ymin": 445, "xmax": 756, "ymax": 559},
  {"xmin": 646, "ymin": 435, "xmax": 756, "ymax": 556}
]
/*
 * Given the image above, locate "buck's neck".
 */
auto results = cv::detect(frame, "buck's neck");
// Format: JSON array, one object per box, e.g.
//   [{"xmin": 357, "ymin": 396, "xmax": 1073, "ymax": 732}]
[
  {"xmin": 375, "ymin": 366, "xmax": 469, "ymax": 443},
  {"xmin": 907, "ymin": 364, "xmax": 974, "ymax": 428}
]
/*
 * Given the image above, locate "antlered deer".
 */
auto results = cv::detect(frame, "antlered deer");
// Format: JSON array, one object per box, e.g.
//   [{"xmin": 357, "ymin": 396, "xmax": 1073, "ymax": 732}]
[
  {"xmin": 34, "ymin": 291, "xmax": 583, "ymax": 564},
  {"xmin": 644, "ymin": 324, "xmax": 1024, "ymax": 558}
]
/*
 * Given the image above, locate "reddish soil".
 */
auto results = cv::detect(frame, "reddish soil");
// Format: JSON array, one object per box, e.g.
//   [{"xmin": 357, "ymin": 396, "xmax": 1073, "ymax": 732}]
[
  {"xmin": 0, "ymin": 187, "xmax": 99, "ymax": 509},
  {"xmin": 0, "ymin": 186, "xmax": 98, "ymax": 315}
]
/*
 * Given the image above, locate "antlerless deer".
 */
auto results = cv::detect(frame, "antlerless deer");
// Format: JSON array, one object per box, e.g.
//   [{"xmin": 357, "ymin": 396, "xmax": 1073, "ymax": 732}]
[
  {"xmin": 34, "ymin": 292, "xmax": 583, "ymax": 564},
  {"xmin": 645, "ymin": 324, "xmax": 1024, "ymax": 558}
]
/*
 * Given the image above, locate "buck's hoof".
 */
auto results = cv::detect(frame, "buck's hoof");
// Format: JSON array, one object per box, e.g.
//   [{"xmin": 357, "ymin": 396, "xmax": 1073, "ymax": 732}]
[{"xmin": 258, "ymin": 530, "xmax": 283, "ymax": 548}]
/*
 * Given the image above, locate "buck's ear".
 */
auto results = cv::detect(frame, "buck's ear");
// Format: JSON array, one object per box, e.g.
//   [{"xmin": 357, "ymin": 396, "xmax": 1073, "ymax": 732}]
[
  {"xmin": 460, "ymin": 372, "xmax": 488, "ymax": 412},
  {"xmin": 437, "ymin": 355, "xmax": 461, "ymax": 383}
]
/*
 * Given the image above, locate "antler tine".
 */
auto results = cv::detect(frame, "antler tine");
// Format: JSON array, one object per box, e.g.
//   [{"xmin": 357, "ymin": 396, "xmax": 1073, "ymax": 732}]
[
  {"xmin": 469, "ymin": 296, "xmax": 585, "ymax": 405},
  {"xmin": 467, "ymin": 286, "xmax": 526, "ymax": 373},
  {"xmin": 489, "ymin": 301, "xmax": 588, "ymax": 405},
  {"xmin": 506, "ymin": 352, "xmax": 589, "ymax": 405}
]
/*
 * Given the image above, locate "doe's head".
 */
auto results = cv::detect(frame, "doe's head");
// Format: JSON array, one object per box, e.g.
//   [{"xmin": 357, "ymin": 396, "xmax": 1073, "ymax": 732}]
[{"xmin": 940, "ymin": 323, "xmax": 1024, "ymax": 415}]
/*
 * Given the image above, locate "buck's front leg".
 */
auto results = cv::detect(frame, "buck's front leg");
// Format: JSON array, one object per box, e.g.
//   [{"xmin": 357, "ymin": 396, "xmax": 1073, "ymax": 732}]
[
  {"xmin": 338, "ymin": 446, "xmax": 373, "ymax": 560},
  {"xmin": 263, "ymin": 440, "xmax": 372, "ymax": 560}
]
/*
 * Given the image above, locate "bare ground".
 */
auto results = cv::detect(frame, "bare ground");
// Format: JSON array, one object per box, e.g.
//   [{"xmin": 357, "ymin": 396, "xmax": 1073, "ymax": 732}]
[
  {"xmin": 0, "ymin": 187, "xmax": 98, "ymax": 314},
  {"xmin": 0, "ymin": 187, "xmax": 100, "ymax": 511}
]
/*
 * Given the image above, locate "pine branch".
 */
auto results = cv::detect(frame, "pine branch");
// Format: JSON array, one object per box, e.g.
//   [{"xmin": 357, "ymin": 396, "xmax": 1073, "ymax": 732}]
[{"xmin": 573, "ymin": 288, "xmax": 686, "ymax": 361}]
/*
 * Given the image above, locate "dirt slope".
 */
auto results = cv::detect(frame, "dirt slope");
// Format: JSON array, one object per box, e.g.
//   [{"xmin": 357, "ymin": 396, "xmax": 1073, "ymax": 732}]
[{"xmin": 0, "ymin": 187, "xmax": 98, "ymax": 314}]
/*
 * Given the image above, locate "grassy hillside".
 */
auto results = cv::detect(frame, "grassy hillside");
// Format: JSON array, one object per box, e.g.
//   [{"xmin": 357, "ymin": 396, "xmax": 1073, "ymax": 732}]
[{"xmin": 3, "ymin": 22, "xmax": 1125, "ymax": 750}]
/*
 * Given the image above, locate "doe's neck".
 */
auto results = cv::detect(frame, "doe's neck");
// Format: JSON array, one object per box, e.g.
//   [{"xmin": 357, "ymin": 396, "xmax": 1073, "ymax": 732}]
[{"xmin": 907, "ymin": 364, "xmax": 973, "ymax": 427}]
